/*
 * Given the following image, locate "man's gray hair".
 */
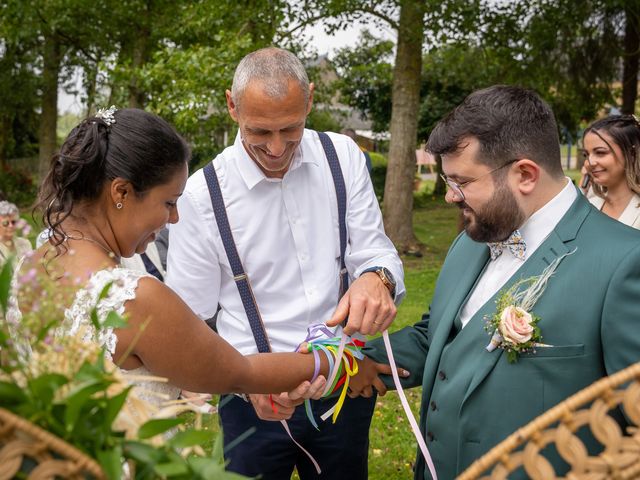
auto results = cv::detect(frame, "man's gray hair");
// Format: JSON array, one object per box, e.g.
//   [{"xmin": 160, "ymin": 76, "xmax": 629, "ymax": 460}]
[
  {"xmin": 231, "ymin": 47, "xmax": 310, "ymax": 108},
  {"xmin": 0, "ymin": 201, "xmax": 18, "ymax": 216}
]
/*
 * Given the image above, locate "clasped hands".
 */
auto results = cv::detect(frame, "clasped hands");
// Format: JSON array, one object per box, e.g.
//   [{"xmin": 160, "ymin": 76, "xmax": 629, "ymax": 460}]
[{"xmin": 249, "ymin": 273, "xmax": 408, "ymax": 421}]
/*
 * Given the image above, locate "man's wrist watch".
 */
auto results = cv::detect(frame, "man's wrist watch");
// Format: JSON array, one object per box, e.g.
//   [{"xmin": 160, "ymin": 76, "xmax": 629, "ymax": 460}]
[{"xmin": 361, "ymin": 266, "xmax": 396, "ymax": 298}]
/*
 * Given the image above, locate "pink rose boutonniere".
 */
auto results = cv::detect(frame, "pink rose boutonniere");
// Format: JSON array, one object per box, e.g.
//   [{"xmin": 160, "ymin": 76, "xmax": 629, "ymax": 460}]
[
  {"xmin": 485, "ymin": 250, "xmax": 576, "ymax": 362},
  {"xmin": 485, "ymin": 296, "xmax": 541, "ymax": 363}
]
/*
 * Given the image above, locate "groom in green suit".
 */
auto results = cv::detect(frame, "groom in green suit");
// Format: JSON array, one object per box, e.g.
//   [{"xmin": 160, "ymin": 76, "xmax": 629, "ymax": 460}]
[{"xmin": 358, "ymin": 85, "xmax": 640, "ymax": 479}]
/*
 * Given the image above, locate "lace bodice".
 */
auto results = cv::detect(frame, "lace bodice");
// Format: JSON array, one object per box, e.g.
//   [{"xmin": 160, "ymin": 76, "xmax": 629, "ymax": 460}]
[{"xmin": 64, "ymin": 267, "xmax": 181, "ymax": 405}]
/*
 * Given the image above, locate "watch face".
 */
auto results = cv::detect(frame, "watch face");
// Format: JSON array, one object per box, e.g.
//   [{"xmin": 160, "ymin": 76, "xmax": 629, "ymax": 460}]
[{"xmin": 381, "ymin": 267, "xmax": 395, "ymax": 286}]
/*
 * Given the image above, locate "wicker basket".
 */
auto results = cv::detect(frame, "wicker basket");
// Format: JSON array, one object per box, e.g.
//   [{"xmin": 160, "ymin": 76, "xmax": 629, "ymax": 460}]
[
  {"xmin": 0, "ymin": 407, "xmax": 105, "ymax": 479},
  {"xmin": 458, "ymin": 362, "xmax": 640, "ymax": 480}
]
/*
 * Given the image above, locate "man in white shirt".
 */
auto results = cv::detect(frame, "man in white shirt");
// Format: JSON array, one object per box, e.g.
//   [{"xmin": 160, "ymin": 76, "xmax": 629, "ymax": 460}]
[
  {"xmin": 166, "ymin": 47, "xmax": 404, "ymax": 479},
  {"xmin": 359, "ymin": 85, "xmax": 640, "ymax": 479}
]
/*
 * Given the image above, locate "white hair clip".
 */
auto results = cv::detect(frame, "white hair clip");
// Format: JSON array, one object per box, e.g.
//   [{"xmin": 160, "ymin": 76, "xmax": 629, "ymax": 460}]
[{"xmin": 95, "ymin": 105, "xmax": 117, "ymax": 126}]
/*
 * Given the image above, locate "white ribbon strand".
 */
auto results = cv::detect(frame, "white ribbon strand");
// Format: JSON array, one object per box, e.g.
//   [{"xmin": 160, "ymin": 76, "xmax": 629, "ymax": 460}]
[{"xmin": 382, "ymin": 330, "xmax": 438, "ymax": 480}]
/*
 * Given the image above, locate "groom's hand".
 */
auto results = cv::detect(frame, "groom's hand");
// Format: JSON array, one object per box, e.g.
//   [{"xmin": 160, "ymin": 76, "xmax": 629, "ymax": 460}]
[
  {"xmin": 248, "ymin": 376, "xmax": 326, "ymax": 421},
  {"xmin": 348, "ymin": 356, "xmax": 409, "ymax": 398},
  {"xmin": 326, "ymin": 273, "xmax": 396, "ymax": 336}
]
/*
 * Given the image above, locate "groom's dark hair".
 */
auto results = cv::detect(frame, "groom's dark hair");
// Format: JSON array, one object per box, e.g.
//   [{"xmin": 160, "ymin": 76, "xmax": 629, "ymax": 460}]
[{"xmin": 427, "ymin": 85, "xmax": 564, "ymax": 178}]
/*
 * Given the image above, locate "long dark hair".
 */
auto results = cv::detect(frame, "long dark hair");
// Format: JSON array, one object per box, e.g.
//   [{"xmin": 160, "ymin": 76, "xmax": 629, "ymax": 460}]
[
  {"xmin": 37, "ymin": 108, "xmax": 190, "ymax": 250},
  {"xmin": 583, "ymin": 115, "xmax": 640, "ymax": 198}
]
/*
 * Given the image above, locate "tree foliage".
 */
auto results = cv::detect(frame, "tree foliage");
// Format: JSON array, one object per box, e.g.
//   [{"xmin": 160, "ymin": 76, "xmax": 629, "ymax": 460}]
[{"xmin": 332, "ymin": 30, "xmax": 394, "ymax": 133}]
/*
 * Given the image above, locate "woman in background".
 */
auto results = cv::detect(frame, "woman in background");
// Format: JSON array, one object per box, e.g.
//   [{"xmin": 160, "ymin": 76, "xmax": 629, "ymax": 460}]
[
  {"xmin": 0, "ymin": 201, "xmax": 32, "ymax": 264},
  {"xmin": 582, "ymin": 115, "xmax": 640, "ymax": 228}
]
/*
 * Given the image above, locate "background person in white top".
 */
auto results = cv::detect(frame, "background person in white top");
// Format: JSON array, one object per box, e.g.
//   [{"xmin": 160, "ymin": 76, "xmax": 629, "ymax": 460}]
[
  {"xmin": 581, "ymin": 115, "xmax": 640, "ymax": 228},
  {"xmin": 166, "ymin": 47, "xmax": 405, "ymax": 480}
]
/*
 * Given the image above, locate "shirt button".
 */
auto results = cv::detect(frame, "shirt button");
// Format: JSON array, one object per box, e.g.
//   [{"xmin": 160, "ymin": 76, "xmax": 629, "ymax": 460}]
[
  {"xmin": 438, "ymin": 370, "xmax": 446, "ymax": 381},
  {"xmin": 427, "ymin": 431, "xmax": 435, "ymax": 442},
  {"xmin": 430, "ymin": 401, "xmax": 437, "ymax": 411}
]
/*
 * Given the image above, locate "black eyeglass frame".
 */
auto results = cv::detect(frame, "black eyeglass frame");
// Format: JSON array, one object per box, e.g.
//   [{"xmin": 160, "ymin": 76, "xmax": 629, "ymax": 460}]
[{"xmin": 440, "ymin": 158, "xmax": 520, "ymax": 202}]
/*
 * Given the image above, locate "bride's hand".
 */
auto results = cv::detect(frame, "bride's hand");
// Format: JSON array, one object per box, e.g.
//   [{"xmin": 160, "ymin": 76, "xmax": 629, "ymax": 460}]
[
  {"xmin": 287, "ymin": 375, "xmax": 327, "ymax": 401},
  {"xmin": 248, "ymin": 375, "xmax": 326, "ymax": 421}
]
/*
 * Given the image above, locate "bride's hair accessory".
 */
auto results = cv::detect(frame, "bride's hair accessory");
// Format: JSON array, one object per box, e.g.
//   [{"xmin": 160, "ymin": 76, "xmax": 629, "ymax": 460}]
[{"xmin": 95, "ymin": 105, "xmax": 117, "ymax": 126}]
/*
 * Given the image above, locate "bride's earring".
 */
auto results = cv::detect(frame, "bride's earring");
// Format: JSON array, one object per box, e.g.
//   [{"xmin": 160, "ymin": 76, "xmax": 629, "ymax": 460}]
[{"xmin": 116, "ymin": 202, "xmax": 123, "ymax": 210}]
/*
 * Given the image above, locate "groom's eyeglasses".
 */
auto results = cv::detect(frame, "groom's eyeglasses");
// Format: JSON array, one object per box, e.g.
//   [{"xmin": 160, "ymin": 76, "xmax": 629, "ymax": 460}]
[
  {"xmin": 1, "ymin": 219, "xmax": 17, "ymax": 227},
  {"xmin": 440, "ymin": 159, "xmax": 520, "ymax": 202}
]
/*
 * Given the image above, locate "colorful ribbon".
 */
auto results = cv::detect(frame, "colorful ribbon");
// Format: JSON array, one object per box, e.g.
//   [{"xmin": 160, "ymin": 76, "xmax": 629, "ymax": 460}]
[{"xmin": 279, "ymin": 323, "xmax": 438, "ymax": 479}]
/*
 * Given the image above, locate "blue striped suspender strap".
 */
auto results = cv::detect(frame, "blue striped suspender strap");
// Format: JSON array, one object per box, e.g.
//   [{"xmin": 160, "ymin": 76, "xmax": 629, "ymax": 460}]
[
  {"xmin": 202, "ymin": 130, "xmax": 348, "ymax": 352},
  {"xmin": 316, "ymin": 131, "xmax": 349, "ymax": 298},
  {"xmin": 203, "ymin": 162, "xmax": 271, "ymax": 353}
]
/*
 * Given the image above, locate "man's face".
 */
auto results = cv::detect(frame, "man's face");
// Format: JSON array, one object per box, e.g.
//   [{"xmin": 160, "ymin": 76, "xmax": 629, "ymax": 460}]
[
  {"xmin": 226, "ymin": 79, "xmax": 313, "ymax": 178},
  {"xmin": 442, "ymin": 138, "xmax": 525, "ymax": 243}
]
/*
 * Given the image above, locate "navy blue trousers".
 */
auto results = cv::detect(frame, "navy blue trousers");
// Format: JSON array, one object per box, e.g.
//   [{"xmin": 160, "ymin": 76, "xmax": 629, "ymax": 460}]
[{"xmin": 219, "ymin": 394, "xmax": 377, "ymax": 479}]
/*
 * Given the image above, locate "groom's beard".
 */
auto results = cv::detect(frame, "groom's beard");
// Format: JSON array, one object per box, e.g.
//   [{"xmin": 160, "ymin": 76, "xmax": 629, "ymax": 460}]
[{"xmin": 460, "ymin": 183, "xmax": 525, "ymax": 243}]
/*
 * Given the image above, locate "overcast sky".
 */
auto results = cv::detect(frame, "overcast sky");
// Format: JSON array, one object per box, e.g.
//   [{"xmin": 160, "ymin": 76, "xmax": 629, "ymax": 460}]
[{"xmin": 59, "ymin": 21, "xmax": 394, "ymax": 114}]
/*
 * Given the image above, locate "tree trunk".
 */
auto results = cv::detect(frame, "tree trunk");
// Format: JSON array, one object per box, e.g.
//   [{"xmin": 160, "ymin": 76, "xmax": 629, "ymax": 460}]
[
  {"xmin": 0, "ymin": 114, "xmax": 11, "ymax": 169},
  {"xmin": 85, "ymin": 60, "xmax": 99, "ymax": 116},
  {"xmin": 382, "ymin": 0, "xmax": 424, "ymax": 253},
  {"xmin": 622, "ymin": 4, "xmax": 640, "ymax": 115},
  {"xmin": 38, "ymin": 33, "xmax": 61, "ymax": 180},
  {"xmin": 128, "ymin": 6, "xmax": 151, "ymax": 109}
]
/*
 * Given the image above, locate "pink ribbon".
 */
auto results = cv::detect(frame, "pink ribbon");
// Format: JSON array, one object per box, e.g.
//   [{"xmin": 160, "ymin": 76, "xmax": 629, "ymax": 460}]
[{"xmin": 382, "ymin": 330, "xmax": 438, "ymax": 479}]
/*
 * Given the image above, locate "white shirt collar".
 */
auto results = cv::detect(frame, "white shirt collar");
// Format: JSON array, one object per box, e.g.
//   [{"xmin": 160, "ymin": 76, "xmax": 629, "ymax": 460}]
[
  {"xmin": 232, "ymin": 130, "xmax": 318, "ymax": 190},
  {"xmin": 518, "ymin": 177, "xmax": 577, "ymax": 258}
]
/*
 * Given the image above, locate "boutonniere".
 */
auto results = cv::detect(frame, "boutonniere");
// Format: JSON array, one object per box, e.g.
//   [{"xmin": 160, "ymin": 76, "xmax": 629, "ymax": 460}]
[
  {"xmin": 484, "ymin": 279, "xmax": 542, "ymax": 363},
  {"xmin": 484, "ymin": 249, "xmax": 576, "ymax": 363}
]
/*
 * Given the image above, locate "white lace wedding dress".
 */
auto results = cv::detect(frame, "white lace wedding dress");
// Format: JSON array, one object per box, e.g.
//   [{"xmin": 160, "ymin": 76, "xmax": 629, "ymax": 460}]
[{"xmin": 63, "ymin": 267, "xmax": 181, "ymax": 405}]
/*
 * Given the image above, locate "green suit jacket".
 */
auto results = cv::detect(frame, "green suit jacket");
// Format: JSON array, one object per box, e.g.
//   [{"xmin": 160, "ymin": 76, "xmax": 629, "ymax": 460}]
[{"xmin": 365, "ymin": 191, "xmax": 640, "ymax": 479}]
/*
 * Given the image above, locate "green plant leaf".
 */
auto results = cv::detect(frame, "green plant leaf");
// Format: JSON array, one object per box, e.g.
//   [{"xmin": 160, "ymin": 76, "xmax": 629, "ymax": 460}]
[
  {"xmin": 0, "ymin": 256, "xmax": 14, "ymax": 314},
  {"xmin": 189, "ymin": 457, "xmax": 246, "ymax": 479},
  {"xmin": 28, "ymin": 373, "xmax": 68, "ymax": 406},
  {"xmin": 97, "ymin": 445, "xmax": 123, "ymax": 480},
  {"xmin": 211, "ymin": 427, "xmax": 224, "ymax": 461},
  {"xmin": 64, "ymin": 382, "xmax": 107, "ymax": 433},
  {"xmin": 103, "ymin": 311, "xmax": 128, "ymax": 328},
  {"xmin": 0, "ymin": 380, "xmax": 27, "ymax": 404},
  {"xmin": 104, "ymin": 387, "xmax": 131, "ymax": 427},
  {"xmin": 168, "ymin": 429, "xmax": 214, "ymax": 449},
  {"xmin": 124, "ymin": 441, "xmax": 164, "ymax": 465},
  {"xmin": 137, "ymin": 418, "xmax": 185, "ymax": 439},
  {"xmin": 154, "ymin": 461, "xmax": 190, "ymax": 477}
]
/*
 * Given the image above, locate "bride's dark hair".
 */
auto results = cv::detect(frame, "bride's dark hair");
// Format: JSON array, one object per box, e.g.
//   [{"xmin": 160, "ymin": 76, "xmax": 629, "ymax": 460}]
[{"xmin": 37, "ymin": 108, "xmax": 190, "ymax": 251}]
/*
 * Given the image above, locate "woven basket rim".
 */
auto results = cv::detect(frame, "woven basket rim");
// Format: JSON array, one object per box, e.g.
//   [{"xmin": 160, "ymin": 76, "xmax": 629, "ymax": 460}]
[
  {"xmin": 457, "ymin": 361, "xmax": 640, "ymax": 480},
  {"xmin": 0, "ymin": 407, "xmax": 105, "ymax": 478}
]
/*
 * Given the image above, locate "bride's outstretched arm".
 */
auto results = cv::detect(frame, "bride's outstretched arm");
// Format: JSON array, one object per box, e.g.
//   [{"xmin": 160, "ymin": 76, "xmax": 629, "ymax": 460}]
[{"xmin": 115, "ymin": 277, "xmax": 329, "ymax": 395}]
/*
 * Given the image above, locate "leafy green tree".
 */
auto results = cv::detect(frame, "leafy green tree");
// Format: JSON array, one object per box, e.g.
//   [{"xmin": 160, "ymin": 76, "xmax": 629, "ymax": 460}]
[
  {"xmin": 104, "ymin": 1, "xmax": 287, "ymax": 160},
  {"xmin": 332, "ymin": 30, "xmax": 394, "ymax": 133},
  {"xmin": 1, "ymin": 0, "xmax": 118, "ymax": 177}
]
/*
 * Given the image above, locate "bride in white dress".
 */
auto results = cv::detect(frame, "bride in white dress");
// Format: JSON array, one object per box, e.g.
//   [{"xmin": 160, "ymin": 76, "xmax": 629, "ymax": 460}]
[{"xmin": 16, "ymin": 108, "xmax": 334, "ymax": 408}]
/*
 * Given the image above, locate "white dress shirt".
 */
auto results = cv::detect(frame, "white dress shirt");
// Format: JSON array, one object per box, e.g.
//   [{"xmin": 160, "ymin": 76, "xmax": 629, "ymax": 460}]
[
  {"xmin": 166, "ymin": 129, "xmax": 405, "ymax": 354},
  {"xmin": 459, "ymin": 179, "xmax": 576, "ymax": 328}
]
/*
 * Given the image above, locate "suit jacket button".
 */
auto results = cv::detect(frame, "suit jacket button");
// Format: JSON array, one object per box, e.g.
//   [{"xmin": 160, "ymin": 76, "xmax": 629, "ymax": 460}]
[
  {"xmin": 438, "ymin": 370, "xmax": 446, "ymax": 380},
  {"xmin": 430, "ymin": 401, "xmax": 437, "ymax": 411},
  {"xmin": 427, "ymin": 431, "xmax": 435, "ymax": 442}
]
